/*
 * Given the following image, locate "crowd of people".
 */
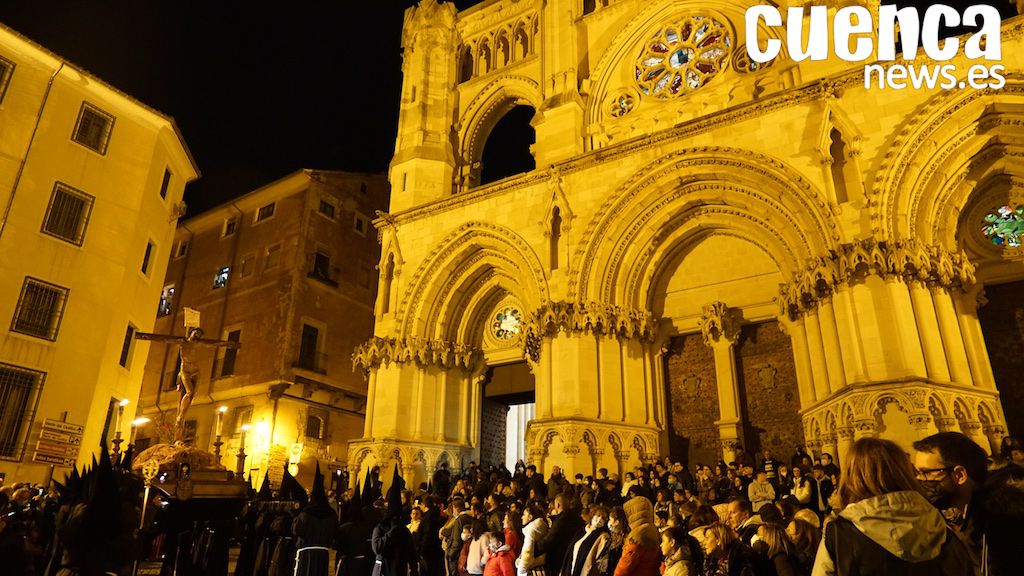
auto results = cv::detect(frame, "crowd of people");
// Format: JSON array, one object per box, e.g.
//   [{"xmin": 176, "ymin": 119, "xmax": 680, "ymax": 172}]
[
  {"xmin": 1, "ymin": 433, "xmax": 1022, "ymax": 576},
  {"xmin": 271, "ymin": 433, "xmax": 1022, "ymax": 576}
]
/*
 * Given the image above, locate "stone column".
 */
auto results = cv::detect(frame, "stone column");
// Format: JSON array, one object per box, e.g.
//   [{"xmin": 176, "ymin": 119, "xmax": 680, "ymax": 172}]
[
  {"xmin": 803, "ymin": 310, "xmax": 832, "ymax": 401},
  {"xmin": 820, "ymin": 433, "xmax": 838, "ymax": 462},
  {"xmin": 935, "ymin": 417, "xmax": 961, "ymax": 433},
  {"xmin": 909, "ymin": 282, "xmax": 950, "ymax": 382},
  {"xmin": 806, "ymin": 439, "xmax": 823, "ymax": 460},
  {"xmin": 932, "ymin": 288, "xmax": 973, "ymax": 386},
  {"xmin": 909, "ymin": 413, "xmax": 934, "ymax": 440},
  {"xmin": 854, "ymin": 419, "xmax": 877, "ymax": 440},
  {"xmin": 836, "ymin": 427, "xmax": 855, "ymax": 466},
  {"xmin": 401, "ymin": 463, "xmax": 416, "ymax": 488},
  {"xmin": 961, "ymin": 421, "xmax": 990, "ymax": 454},
  {"xmin": 589, "ymin": 448, "xmax": 604, "ymax": 476},
  {"xmin": 614, "ymin": 449, "xmax": 632, "ymax": 479},
  {"xmin": 528, "ymin": 448, "xmax": 546, "ymax": 473},
  {"xmin": 817, "ymin": 299, "xmax": 847, "ymax": 393},
  {"xmin": 698, "ymin": 302, "xmax": 744, "ymax": 462},
  {"xmin": 983, "ymin": 424, "xmax": 1006, "ymax": 456}
]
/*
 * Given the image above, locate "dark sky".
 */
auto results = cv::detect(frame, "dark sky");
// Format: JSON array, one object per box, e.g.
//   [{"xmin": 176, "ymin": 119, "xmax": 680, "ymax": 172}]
[
  {"xmin": 1, "ymin": 1, "xmax": 1012, "ymax": 215},
  {"xmin": 0, "ymin": 0, "xmax": 483, "ymax": 215}
]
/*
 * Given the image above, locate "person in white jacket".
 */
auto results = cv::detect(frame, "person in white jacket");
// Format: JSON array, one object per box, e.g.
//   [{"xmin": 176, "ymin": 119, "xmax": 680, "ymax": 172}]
[
  {"xmin": 748, "ymin": 471, "xmax": 776, "ymax": 514},
  {"xmin": 516, "ymin": 504, "xmax": 549, "ymax": 576}
]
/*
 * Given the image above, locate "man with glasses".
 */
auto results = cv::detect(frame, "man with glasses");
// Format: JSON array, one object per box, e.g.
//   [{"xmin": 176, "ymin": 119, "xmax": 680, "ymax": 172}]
[{"xmin": 912, "ymin": 432, "xmax": 989, "ymax": 569}]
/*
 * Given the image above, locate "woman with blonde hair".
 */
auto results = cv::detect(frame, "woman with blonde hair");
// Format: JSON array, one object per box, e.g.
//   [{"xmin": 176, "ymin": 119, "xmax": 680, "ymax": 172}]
[
  {"xmin": 785, "ymin": 518, "xmax": 819, "ymax": 572},
  {"xmin": 756, "ymin": 523, "xmax": 801, "ymax": 576},
  {"xmin": 811, "ymin": 437, "xmax": 973, "ymax": 575},
  {"xmin": 701, "ymin": 522, "xmax": 759, "ymax": 576}
]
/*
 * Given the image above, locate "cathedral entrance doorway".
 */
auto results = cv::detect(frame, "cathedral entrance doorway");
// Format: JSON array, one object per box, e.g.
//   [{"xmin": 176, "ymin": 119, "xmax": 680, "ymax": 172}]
[{"xmin": 481, "ymin": 361, "xmax": 535, "ymax": 470}]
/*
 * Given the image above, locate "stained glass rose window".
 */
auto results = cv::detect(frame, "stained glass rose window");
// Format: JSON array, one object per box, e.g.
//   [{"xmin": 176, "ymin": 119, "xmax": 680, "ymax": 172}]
[
  {"xmin": 982, "ymin": 205, "xmax": 1024, "ymax": 247},
  {"xmin": 492, "ymin": 307, "xmax": 522, "ymax": 340},
  {"xmin": 635, "ymin": 16, "xmax": 732, "ymax": 99}
]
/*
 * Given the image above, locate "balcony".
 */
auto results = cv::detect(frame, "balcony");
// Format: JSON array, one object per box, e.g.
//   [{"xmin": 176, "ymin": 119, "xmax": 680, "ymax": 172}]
[{"xmin": 292, "ymin": 351, "xmax": 328, "ymax": 375}]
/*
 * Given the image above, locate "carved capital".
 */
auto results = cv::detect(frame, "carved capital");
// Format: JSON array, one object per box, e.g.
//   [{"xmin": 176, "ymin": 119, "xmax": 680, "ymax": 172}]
[
  {"xmin": 524, "ymin": 301, "xmax": 660, "ymax": 344},
  {"xmin": 563, "ymin": 444, "xmax": 581, "ymax": 458},
  {"xmin": 779, "ymin": 239, "xmax": 975, "ymax": 319},
  {"xmin": 961, "ymin": 420, "xmax": 982, "ymax": 434},
  {"xmin": 935, "ymin": 417, "xmax": 959, "ymax": 432},
  {"xmin": 983, "ymin": 424, "xmax": 1006, "ymax": 437},
  {"xmin": 699, "ymin": 301, "xmax": 740, "ymax": 347},
  {"xmin": 908, "ymin": 414, "xmax": 933, "ymax": 429},
  {"xmin": 614, "ymin": 450, "xmax": 632, "ymax": 462},
  {"xmin": 820, "ymin": 433, "xmax": 838, "ymax": 447},
  {"xmin": 854, "ymin": 419, "xmax": 878, "ymax": 437},
  {"xmin": 352, "ymin": 336, "xmax": 482, "ymax": 372},
  {"xmin": 836, "ymin": 426, "xmax": 855, "ymax": 441}
]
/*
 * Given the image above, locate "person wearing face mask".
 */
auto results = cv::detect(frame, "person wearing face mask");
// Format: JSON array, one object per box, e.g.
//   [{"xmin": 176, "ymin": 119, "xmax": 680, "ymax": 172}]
[
  {"xmin": 660, "ymin": 526, "xmax": 703, "ymax": 576},
  {"xmin": 484, "ymin": 531, "xmax": 516, "ymax": 576},
  {"xmin": 597, "ymin": 506, "xmax": 629, "ymax": 576},
  {"xmin": 560, "ymin": 504, "xmax": 611, "ymax": 576},
  {"xmin": 912, "ymin": 432, "xmax": 990, "ymax": 568}
]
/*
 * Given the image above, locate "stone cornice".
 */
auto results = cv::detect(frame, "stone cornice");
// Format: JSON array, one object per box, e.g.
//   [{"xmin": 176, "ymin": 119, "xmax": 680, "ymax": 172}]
[
  {"xmin": 352, "ymin": 336, "xmax": 482, "ymax": 372},
  {"xmin": 779, "ymin": 239, "xmax": 975, "ymax": 319}
]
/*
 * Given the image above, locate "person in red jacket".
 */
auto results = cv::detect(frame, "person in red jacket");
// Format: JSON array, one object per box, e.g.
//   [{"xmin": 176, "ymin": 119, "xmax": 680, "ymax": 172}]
[
  {"xmin": 484, "ymin": 531, "xmax": 516, "ymax": 576},
  {"xmin": 613, "ymin": 497, "xmax": 662, "ymax": 576}
]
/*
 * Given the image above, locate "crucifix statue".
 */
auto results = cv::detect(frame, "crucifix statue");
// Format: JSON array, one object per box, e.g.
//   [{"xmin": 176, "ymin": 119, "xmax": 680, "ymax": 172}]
[{"xmin": 135, "ymin": 308, "xmax": 241, "ymax": 442}]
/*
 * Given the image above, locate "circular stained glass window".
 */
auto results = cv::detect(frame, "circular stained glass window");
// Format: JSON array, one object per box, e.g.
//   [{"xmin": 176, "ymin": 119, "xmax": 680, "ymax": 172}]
[
  {"xmin": 634, "ymin": 16, "xmax": 732, "ymax": 99},
  {"xmin": 492, "ymin": 307, "xmax": 522, "ymax": 340},
  {"xmin": 982, "ymin": 205, "xmax": 1024, "ymax": 247}
]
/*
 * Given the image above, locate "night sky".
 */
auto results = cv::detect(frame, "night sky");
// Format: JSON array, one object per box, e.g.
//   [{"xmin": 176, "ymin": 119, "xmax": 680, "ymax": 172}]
[
  {"xmin": 0, "ymin": 1, "xmax": 1013, "ymax": 215},
  {"xmin": 0, "ymin": 0, "xmax": 482, "ymax": 215}
]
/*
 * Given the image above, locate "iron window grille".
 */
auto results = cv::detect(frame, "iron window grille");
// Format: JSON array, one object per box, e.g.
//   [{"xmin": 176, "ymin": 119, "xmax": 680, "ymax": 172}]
[
  {"xmin": 213, "ymin": 266, "xmax": 230, "ymax": 289},
  {"xmin": 0, "ymin": 363, "xmax": 45, "ymax": 461},
  {"xmin": 71, "ymin": 102, "xmax": 115, "ymax": 154},
  {"xmin": 159, "ymin": 168, "xmax": 172, "ymax": 199},
  {"xmin": 158, "ymin": 285, "xmax": 175, "ymax": 317},
  {"xmin": 318, "ymin": 200, "xmax": 336, "ymax": 220},
  {"xmin": 11, "ymin": 277, "xmax": 69, "ymax": 341},
  {"xmin": 0, "ymin": 55, "xmax": 14, "ymax": 105},
  {"xmin": 255, "ymin": 203, "xmax": 275, "ymax": 223},
  {"xmin": 41, "ymin": 182, "xmax": 94, "ymax": 246}
]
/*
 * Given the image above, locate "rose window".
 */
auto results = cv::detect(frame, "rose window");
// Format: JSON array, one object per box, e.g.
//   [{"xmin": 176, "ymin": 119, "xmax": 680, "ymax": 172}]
[
  {"xmin": 982, "ymin": 205, "xmax": 1024, "ymax": 247},
  {"xmin": 492, "ymin": 307, "xmax": 522, "ymax": 340},
  {"xmin": 634, "ymin": 16, "xmax": 732, "ymax": 99}
]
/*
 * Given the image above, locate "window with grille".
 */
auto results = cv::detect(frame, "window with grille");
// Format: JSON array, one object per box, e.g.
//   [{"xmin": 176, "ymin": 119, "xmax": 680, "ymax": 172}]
[
  {"xmin": 354, "ymin": 214, "xmax": 368, "ymax": 237},
  {"xmin": 233, "ymin": 406, "xmax": 253, "ymax": 435},
  {"xmin": 213, "ymin": 266, "xmax": 230, "ymax": 289},
  {"xmin": 119, "ymin": 324, "xmax": 136, "ymax": 368},
  {"xmin": 159, "ymin": 168, "xmax": 171, "ymax": 199},
  {"xmin": 305, "ymin": 415, "xmax": 324, "ymax": 440},
  {"xmin": 41, "ymin": 183, "xmax": 94, "ymax": 246},
  {"xmin": 255, "ymin": 203, "xmax": 275, "ymax": 223},
  {"xmin": 174, "ymin": 240, "xmax": 190, "ymax": 259},
  {"xmin": 240, "ymin": 253, "xmax": 255, "ymax": 278},
  {"xmin": 265, "ymin": 244, "xmax": 281, "ymax": 271},
  {"xmin": 0, "ymin": 363, "xmax": 44, "ymax": 461},
  {"xmin": 71, "ymin": 102, "xmax": 115, "ymax": 154},
  {"xmin": 219, "ymin": 330, "xmax": 241, "ymax": 376},
  {"xmin": 318, "ymin": 200, "xmax": 336, "ymax": 220},
  {"xmin": 11, "ymin": 278, "xmax": 69, "ymax": 341},
  {"xmin": 141, "ymin": 241, "xmax": 155, "ymax": 275},
  {"xmin": 158, "ymin": 285, "xmax": 175, "ymax": 316},
  {"xmin": 222, "ymin": 217, "xmax": 237, "ymax": 238},
  {"xmin": 0, "ymin": 56, "xmax": 14, "ymax": 105}
]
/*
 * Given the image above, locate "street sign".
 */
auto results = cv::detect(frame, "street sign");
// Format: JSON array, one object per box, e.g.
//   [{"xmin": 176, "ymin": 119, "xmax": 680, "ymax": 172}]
[
  {"xmin": 36, "ymin": 440, "xmax": 80, "ymax": 458},
  {"xmin": 42, "ymin": 419, "xmax": 84, "ymax": 436},
  {"xmin": 32, "ymin": 452, "xmax": 75, "ymax": 467},
  {"xmin": 40, "ymin": 430, "xmax": 82, "ymax": 445}
]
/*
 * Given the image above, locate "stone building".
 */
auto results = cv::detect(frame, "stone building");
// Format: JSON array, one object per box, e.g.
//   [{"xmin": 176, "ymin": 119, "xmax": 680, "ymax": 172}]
[
  {"xmin": 0, "ymin": 24, "xmax": 198, "ymax": 482},
  {"xmin": 135, "ymin": 170, "xmax": 387, "ymax": 485},
  {"xmin": 350, "ymin": 0, "xmax": 1023, "ymax": 485}
]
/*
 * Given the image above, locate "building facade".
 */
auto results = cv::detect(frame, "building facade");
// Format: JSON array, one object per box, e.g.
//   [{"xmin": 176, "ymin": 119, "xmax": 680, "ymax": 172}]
[
  {"xmin": 0, "ymin": 24, "xmax": 198, "ymax": 482},
  {"xmin": 136, "ymin": 170, "xmax": 388, "ymax": 486},
  {"xmin": 351, "ymin": 0, "xmax": 1023, "ymax": 485}
]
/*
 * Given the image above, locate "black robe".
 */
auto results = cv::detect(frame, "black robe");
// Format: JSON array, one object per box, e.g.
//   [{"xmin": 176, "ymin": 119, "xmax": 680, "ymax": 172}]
[{"xmin": 370, "ymin": 517, "xmax": 414, "ymax": 576}]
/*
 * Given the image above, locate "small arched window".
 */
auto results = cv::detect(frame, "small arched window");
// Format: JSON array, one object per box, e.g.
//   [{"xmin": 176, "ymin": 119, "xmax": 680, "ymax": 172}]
[
  {"xmin": 550, "ymin": 207, "xmax": 562, "ymax": 270},
  {"xmin": 460, "ymin": 45, "xmax": 474, "ymax": 83},
  {"xmin": 381, "ymin": 253, "xmax": 395, "ymax": 314}
]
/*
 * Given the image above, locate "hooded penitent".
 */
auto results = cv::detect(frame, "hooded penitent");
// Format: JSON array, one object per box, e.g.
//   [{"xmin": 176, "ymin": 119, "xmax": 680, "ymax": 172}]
[
  {"xmin": 280, "ymin": 465, "xmax": 309, "ymax": 508},
  {"xmin": 385, "ymin": 464, "xmax": 406, "ymax": 522},
  {"xmin": 257, "ymin": 473, "xmax": 273, "ymax": 501},
  {"xmin": 305, "ymin": 463, "xmax": 332, "ymax": 517},
  {"xmin": 362, "ymin": 469, "xmax": 375, "ymax": 508},
  {"xmin": 622, "ymin": 496, "xmax": 660, "ymax": 547}
]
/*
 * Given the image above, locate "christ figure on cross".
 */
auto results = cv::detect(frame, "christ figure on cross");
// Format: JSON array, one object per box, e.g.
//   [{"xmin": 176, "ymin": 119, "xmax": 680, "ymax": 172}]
[{"xmin": 135, "ymin": 310, "xmax": 240, "ymax": 441}]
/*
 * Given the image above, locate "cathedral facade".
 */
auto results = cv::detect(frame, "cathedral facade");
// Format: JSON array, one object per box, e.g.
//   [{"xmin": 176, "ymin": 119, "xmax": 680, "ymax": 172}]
[{"xmin": 350, "ymin": 0, "xmax": 1023, "ymax": 485}]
